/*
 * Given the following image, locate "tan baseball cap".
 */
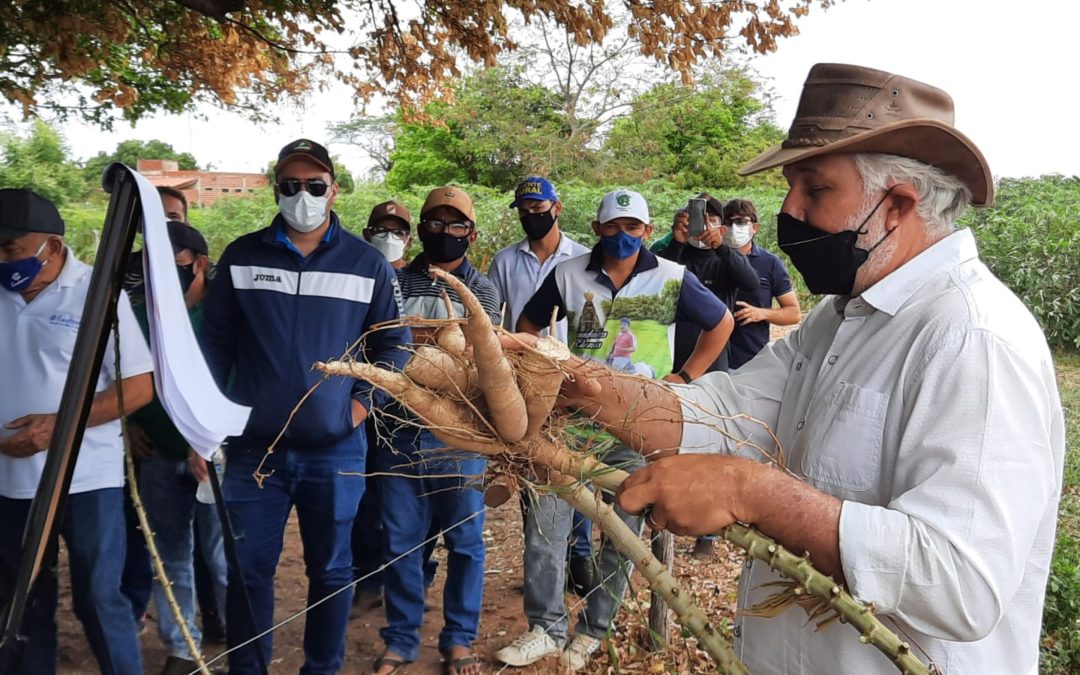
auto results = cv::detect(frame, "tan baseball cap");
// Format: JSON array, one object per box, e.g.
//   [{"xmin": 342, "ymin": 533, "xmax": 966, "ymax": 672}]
[
  {"xmin": 367, "ymin": 200, "xmax": 411, "ymax": 229},
  {"xmin": 420, "ymin": 186, "xmax": 476, "ymax": 223},
  {"xmin": 740, "ymin": 63, "xmax": 993, "ymax": 206}
]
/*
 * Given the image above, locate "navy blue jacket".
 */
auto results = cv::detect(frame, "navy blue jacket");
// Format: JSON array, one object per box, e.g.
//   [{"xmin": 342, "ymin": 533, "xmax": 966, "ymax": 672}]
[{"xmin": 201, "ymin": 213, "xmax": 411, "ymax": 450}]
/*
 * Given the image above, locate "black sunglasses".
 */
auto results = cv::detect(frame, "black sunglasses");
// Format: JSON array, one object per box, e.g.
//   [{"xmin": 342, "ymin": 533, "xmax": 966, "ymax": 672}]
[{"xmin": 277, "ymin": 178, "xmax": 331, "ymax": 198}]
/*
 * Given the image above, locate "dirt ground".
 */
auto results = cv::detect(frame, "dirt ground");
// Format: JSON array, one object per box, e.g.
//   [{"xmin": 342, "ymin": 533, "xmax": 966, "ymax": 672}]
[{"xmin": 54, "ymin": 502, "xmax": 743, "ymax": 675}]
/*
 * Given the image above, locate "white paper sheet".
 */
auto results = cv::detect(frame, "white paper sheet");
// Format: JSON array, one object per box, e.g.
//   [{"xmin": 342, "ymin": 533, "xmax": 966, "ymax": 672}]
[{"xmin": 126, "ymin": 166, "xmax": 251, "ymax": 459}]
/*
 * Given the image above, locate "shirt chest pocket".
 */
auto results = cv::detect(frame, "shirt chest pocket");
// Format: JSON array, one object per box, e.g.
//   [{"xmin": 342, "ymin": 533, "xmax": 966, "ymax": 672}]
[{"xmin": 800, "ymin": 381, "xmax": 889, "ymax": 493}]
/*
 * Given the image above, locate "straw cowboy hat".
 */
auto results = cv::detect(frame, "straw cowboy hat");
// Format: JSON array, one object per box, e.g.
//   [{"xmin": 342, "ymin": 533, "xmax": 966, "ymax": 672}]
[{"xmin": 740, "ymin": 63, "xmax": 994, "ymax": 206}]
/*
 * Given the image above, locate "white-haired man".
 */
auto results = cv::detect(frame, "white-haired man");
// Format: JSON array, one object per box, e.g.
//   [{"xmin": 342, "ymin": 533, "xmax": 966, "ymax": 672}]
[{"xmin": 516, "ymin": 64, "xmax": 1063, "ymax": 673}]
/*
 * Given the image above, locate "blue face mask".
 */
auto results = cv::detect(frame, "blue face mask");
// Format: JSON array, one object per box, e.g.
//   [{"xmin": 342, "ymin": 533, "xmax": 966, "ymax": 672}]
[
  {"xmin": 600, "ymin": 230, "xmax": 644, "ymax": 260},
  {"xmin": 0, "ymin": 240, "xmax": 48, "ymax": 293}
]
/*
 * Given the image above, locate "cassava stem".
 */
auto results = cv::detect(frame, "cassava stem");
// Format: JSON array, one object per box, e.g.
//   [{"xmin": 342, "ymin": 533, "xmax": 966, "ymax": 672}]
[
  {"xmin": 543, "ymin": 470, "xmax": 749, "ymax": 674},
  {"xmin": 723, "ymin": 525, "xmax": 932, "ymax": 675},
  {"xmin": 581, "ymin": 464, "xmax": 932, "ymax": 675},
  {"xmin": 113, "ymin": 323, "xmax": 209, "ymax": 673}
]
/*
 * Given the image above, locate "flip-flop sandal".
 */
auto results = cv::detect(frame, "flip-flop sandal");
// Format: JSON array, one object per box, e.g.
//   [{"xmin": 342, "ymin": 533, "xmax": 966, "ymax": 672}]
[
  {"xmin": 442, "ymin": 653, "xmax": 481, "ymax": 675},
  {"xmin": 373, "ymin": 653, "xmax": 411, "ymax": 673}
]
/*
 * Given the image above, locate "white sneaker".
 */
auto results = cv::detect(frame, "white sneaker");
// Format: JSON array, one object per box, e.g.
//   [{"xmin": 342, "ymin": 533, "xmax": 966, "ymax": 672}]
[
  {"xmin": 559, "ymin": 633, "xmax": 602, "ymax": 670},
  {"xmin": 494, "ymin": 626, "xmax": 562, "ymax": 666}
]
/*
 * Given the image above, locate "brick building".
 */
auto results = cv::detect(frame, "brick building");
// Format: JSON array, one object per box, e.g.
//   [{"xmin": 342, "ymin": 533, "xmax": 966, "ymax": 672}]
[{"xmin": 137, "ymin": 159, "xmax": 269, "ymax": 207}]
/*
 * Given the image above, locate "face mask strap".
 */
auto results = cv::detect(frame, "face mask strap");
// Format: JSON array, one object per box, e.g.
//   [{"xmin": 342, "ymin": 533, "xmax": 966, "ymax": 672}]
[{"xmin": 854, "ymin": 185, "xmax": 897, "ymax": 236}]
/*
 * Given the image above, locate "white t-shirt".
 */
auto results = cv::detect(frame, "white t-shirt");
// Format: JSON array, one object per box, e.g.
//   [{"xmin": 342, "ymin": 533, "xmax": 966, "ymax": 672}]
[{"xmin": 0, "ymin": 250, "xmax": 154, "ymax": 498}]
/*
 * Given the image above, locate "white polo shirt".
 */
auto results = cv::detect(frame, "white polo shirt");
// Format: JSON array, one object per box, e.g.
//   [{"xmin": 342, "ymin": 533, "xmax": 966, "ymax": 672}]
[
  {"xmin": 488, "ymin": 232, "xmax": 589, "ymax": 341},
  {"xmin": 0, "ymin": 249, "xmax": 154, "ymax": 498}
]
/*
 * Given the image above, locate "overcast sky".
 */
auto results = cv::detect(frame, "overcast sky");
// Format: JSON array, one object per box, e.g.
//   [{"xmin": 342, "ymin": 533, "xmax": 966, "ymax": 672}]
[{"xmin": 38, "ymin": 0, "xmax": 1080, "ymax": 180}]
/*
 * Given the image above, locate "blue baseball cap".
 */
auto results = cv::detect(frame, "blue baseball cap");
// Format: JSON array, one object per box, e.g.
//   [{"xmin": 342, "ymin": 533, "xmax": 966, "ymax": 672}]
[{"xmin": 509, "ymin": 177, "xmax": 558, "ymax": 208}]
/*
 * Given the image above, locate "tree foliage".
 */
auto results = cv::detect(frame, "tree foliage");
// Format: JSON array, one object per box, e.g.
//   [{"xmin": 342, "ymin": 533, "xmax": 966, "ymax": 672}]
[
  {"xmin": 0, "ymin": 0, "xmax": 832, "ymax": 127},
  {"xmin": 0, "ymin": 120, "xmax": 86, "ymax": 205},
  {"xmin": 385, "ymin": 66, "xmax": 580, "ymax": 191},
  {"xmin": 603, "ymin": 69, "xmax": 786, "ymax": 189},
  {"xmin": 82, "ymin": 139, "xmax": 200, "ymax": 186},
  {"xmin": 383, "ymin": 64, "xmax": 784, "ymax": 193}
]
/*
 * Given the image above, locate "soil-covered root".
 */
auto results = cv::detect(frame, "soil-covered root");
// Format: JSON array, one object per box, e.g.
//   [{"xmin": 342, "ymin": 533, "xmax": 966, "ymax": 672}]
[
  {"xmin": 316, "ymin": 360, "xmax": 506, "ymax": 457},
  {"xmin": 404, "ymin": 344, "xmax": 477, "ymax": 398},
  {"xmin": 428, "ymin": 266, "xmax": 529, "ymax": 443},
  {"xmin": 511, "ymin": 336, "xmax": 571, "ymax": 439}
]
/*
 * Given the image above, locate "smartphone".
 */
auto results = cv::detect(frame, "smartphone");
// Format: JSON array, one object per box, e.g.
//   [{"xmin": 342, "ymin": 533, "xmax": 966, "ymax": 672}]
[{"xmin": 687, "ymin": 198, "xmax": 708, "ymax": 239}]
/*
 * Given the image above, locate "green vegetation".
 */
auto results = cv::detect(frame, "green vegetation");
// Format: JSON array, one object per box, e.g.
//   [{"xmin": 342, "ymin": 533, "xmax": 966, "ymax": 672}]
[
  {"xmin": 0, "ymin": 120, "xmax": 86, "ymax": 205},
  {"xmin": 966, "ymin": 176, "xmax": 1080, "ymax": 349},
  {"xmin": 1042, "ymin": 352, "xmax": 1080, "ymax": 674}
]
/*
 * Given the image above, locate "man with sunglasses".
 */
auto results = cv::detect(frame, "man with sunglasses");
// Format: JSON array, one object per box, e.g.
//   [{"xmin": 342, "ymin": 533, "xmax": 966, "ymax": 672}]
[
  {"xmin": 374, "ymin": 186, "xmax": 499, "ymax": 675},
  {"xmin": 511, "ymin": 189, "xmax": 733, "ymax": 670},
  {"xmin": 201, "ymin": 139, "xmax": 411, "ymax": 675}
]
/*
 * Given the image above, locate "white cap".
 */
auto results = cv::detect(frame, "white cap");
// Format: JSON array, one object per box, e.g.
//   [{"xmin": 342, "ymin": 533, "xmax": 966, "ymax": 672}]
[{"xmin": 596, "ymin": 189, "xmax": 650, "ymax": 225}]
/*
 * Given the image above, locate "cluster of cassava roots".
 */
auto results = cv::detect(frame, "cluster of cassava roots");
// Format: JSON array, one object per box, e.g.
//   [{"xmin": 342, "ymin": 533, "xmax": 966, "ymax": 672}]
[{"xmin": 315, "ymin": 267, "xmax": 932, "ymax": 675}]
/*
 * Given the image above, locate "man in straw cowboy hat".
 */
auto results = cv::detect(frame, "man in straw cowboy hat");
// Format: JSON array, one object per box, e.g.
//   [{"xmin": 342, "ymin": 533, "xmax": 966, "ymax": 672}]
[{"xmin": 515, "ymin": 63, "xmax": 1064, "ymax": 673}]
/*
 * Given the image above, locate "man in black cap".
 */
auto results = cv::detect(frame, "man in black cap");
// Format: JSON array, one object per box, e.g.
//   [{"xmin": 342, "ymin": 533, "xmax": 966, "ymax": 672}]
[
  {"xmin": 126, "ymin": 220, "xmax": 230, "ymax": 675},
  {"xmin": 0, "ymin": 188, "xmax": 154, "ymax": 674},
  {"xmin": 201, "ymin": 140, "xmax": 411, "ymax": 674}
]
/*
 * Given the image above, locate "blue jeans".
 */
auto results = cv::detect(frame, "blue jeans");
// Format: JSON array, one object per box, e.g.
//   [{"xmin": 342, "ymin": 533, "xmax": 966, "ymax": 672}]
[
  {"xmin": 376, "ymin": 435, "xmax": 486, "ymax": 661},
  {"xmin": 223, "ymin": 439, "xmax": 364, "ymax": 675},
  {"xmin": 140, "ymin": 455, "xmax": 229, "ymax": 659},
  {"xmin": 352, "ymin": 421, "xmax": 383, "ymax": 594},
  {"xmin": 121, "ymin": 470, "xmax": 152, "ymax": 622},
  {"xmin": 570, "ymin": 512, "xmax": 593, "ymax": 560},
  {"xmin": 0, "ymin": 489, "xmax": 143, "ymax": 675}
]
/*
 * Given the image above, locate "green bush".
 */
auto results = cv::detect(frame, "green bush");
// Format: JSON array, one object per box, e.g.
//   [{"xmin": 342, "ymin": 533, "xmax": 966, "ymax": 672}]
[{"xmin": 962, "ymin": 176, "xmax": 1080, "ymax": 349}]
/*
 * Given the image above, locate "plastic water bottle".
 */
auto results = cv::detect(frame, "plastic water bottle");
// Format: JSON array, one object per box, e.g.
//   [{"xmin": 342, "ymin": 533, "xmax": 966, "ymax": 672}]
[{"xmin": 195, "ymin": 448, "xmax": 225, "ymax": 504}]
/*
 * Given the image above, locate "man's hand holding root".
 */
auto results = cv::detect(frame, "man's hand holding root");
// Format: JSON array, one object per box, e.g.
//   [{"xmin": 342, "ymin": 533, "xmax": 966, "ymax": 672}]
[{"xmin": 617, "ymin": 454, "xmax": 846, "ymax": 580}]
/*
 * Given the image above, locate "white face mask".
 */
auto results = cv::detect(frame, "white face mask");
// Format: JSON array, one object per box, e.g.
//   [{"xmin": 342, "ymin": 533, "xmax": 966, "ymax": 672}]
[
  {"xmin": 723, "ymin": 223, "xmax": 753, "ymax": 248},
  {"xmin": 370, "ymin": 231, "xmax": 407, "ymax": 263},
  {"xmin": 279, "ymin": 192, "xmax": 329, "ymax": 233}
]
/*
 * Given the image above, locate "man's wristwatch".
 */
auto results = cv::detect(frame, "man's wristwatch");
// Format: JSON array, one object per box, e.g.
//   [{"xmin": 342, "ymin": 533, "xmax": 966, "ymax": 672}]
[{"xmin": 676, "ymin": 369, "xmax": 692, "ymax": 384}]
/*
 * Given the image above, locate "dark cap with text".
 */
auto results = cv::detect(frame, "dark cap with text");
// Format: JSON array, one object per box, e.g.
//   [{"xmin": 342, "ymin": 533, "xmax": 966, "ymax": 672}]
[
  {"xmin": 275, "ymin": 139, "xmax": 335, "ymax": 179},
  {"xmin": 0, "ymin": 188, "xmax": 65, "ymax": 240}
]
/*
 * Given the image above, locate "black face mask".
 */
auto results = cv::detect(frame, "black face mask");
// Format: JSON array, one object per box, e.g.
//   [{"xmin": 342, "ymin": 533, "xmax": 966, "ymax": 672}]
[
  {"xmin": 520, "ymin": 208, "xmax": 556, "ymax": 240},
  {"xmin": 777, "ymin": 189, "xmax": 895, "ymax": 296},
  {"xmin": 420, "ymin": 231, "xmax": 470, "ymax": 263},
  {"xmin": 177, "ymin": 263, "xmax": 197, "ymax": 295}
]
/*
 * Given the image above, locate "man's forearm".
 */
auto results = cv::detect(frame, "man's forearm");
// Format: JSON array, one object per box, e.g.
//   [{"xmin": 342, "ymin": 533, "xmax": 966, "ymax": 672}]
[
  {"xmin": 88, "ymin": 373, "xmax": 153, "ymax": 426},
  {"xmin": 561, "ymin": 357, "xmax": 684, "ymax": 458},
  {"xmin": 764, "ymin": 304, "xmax": 801, "ymax": 326},
  {"xmin": 744, "ymin": 465, "xmax": 844, "ymax": 579},
  {"xmin": 680, "ymin": 312, "xmax": 734, "ymax": 380}
]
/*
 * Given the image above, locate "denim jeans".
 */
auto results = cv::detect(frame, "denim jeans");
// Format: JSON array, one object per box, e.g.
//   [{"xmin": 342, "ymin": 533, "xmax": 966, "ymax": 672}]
[
  {"xmin": 519, "ymin": 446, "xmax": 645, "ymax": 642},
  {"xmin": 0, "ymin": 488, "xmax": 143, "ymax": 675},
  {"xmin": 352, "ymin": 420, "xmax": 383, "ymax": 594},
  {"xmin": 569, "ymin": 512, "xmax": 594, "ymax": 560},
  {"xmin": 223, "ymin": 438, "xmax": 365, "ymax": 675},
  {"xmin": 376, "ymin": 433, "xmax": 486, "ymax": 661},
  {"xmin": 140, "ymin": 455, "xmax": 229, "ymax": 659},
  {"xmin": 121, "ymin": 470, "xmax": 152, "ymax": 622}
]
